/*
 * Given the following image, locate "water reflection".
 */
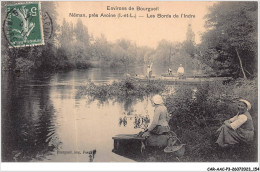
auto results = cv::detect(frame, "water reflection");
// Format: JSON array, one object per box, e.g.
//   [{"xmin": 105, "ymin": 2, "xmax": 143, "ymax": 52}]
[
  {"xmin": 1, "ymin": 72, "xmax": 60, "ymax": 162},
  {"xmin": 119, "ymin": 116, "xmax": 128, "ymax": 127},
  {"xmin": 88, "ymin": 149, "xmax": 96, "ymax": 162},
  {"xmin": 119, "ymin": 115, "xmax": 151, "ymax": 129},
  {"xmin": 2, "ymin": 67, "xmax": 199, "ymax": 162}
]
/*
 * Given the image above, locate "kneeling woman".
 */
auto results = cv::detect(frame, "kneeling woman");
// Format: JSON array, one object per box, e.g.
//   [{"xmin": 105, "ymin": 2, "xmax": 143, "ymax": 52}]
[
  {"xmin": 142, "ymin": 95, "xmax": 173, "ymax": 147},
  {"xmin": 216, "ymin": 99, "xmax": 254, "ymax": 147}
]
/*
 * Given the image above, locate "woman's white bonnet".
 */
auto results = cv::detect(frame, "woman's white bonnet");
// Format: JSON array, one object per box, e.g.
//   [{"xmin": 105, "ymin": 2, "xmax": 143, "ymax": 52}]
[
  {"xmin": 239, "ymin": 99, "xmax": 251, "ymax": 110},
  {"xmin": 152, "ymin": 95, "xmax": 164, "ymax": 105}
]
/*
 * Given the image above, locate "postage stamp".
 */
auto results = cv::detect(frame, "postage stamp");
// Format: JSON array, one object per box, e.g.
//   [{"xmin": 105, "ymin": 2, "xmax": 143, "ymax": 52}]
[{"xmin": 5, "ymin": 2, "xmax": 44, "ymax": 48}]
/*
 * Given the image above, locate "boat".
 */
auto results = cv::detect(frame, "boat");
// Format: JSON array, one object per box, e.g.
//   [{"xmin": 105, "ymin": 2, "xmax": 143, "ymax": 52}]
[
  {"xmin": 112, "ymin": 133, "xmax": 186, "ymax": 161},
  {"xmin": 133, "ymin": 75, "xmax": 232, "ymax": 85},
  {"xmin": 112, "ymin": 134, "xmax": 146, "ymax": 155},
  {"xmin": 161, "ymin": 73, "xmax": 211, "ymax": 78}
]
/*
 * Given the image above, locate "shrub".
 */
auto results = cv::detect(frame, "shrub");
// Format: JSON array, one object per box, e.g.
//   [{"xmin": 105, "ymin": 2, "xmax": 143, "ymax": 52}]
[
  {"xmin": 15, "ymin": 58, "xmax": 34, "ymax": 72},
  {"xmin": 166, "ymin": 78, "xmax": 257, "ymax": 161},
  {"xmin": 77, "ymin": 77, "xmax": 165, "ymax": 103}
]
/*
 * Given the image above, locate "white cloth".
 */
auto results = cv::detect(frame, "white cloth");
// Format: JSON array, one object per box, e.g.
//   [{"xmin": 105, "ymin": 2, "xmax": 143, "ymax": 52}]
[
  {"xmin": 147, "ymin": 68, "xmax": 151, "ymax": 76},
  {"xmin": 229, "ymin": 114, "xmax": 247, "ymax": 130},
  {"xmin": 177, "ymin": 67, "xmax": 184, "ymax": 74},
  {"xmin": 147, "ymin": 64, "xmax": 152, "ymax": 77}
]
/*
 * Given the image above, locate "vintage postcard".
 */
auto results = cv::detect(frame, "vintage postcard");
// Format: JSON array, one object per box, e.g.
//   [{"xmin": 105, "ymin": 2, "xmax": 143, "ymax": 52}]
[{"xmin": 1, "ymin": 1, "xmax": 258, "ymax": 171}]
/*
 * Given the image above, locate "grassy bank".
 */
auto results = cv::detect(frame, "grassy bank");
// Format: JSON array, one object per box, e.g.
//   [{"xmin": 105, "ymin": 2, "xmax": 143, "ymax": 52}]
[{"xmin": 166, "ymin": 78, "xmax": 257, "ymax": 162}]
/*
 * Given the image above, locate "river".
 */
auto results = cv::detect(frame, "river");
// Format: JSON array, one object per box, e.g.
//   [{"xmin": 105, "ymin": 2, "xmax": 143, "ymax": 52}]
[{"xmin": 1, "ymin": 66, "xmax": 195, "ymax": 162}]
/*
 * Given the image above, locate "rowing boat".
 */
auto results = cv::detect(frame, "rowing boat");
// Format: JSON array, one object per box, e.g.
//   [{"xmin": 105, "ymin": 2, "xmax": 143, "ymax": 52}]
[{"xmin": 133, "ymin": 75, "xmax": 232, "ymax": 85}]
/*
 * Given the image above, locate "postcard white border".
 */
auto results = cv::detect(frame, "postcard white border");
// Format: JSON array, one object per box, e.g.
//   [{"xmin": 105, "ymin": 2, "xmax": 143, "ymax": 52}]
[
  {"xmin": 0, "ymin": 0, "xmax": 259, "ymax": 171},
  {"xmin": 1, "ymin": 162, "xmax": 259, "ymax": 171}
]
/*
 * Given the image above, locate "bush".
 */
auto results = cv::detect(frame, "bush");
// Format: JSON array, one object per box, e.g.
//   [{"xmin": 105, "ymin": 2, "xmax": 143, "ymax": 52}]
[
  {"xmin": 15, "ymin": 58, "xmax": 34, "ymax": 72},
  {"xmin": 77, "ymin": 77, "xmax": 166, "ymax": 103},
  {"xmin": 166, "ymin": 78, "xmax": 257, "ymax": 161}
]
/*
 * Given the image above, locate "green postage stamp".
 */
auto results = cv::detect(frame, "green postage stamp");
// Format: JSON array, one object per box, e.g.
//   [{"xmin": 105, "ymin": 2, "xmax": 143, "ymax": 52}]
[{"xmin": 5, "ymin": 2, "xmax": 44, "ymax": 47}]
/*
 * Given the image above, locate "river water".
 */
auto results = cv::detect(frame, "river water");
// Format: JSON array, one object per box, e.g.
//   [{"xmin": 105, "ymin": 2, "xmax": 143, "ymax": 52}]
[{"xmin": 1, "ymin": 66, "xmax": 194, "ymax": 162}]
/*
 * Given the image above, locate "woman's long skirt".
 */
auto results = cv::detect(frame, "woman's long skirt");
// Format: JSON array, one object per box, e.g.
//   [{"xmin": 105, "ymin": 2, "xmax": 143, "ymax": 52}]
[
  {"xmin": 146, "ymin": 125, "xmax": 175, "ymax": 147},
  {"xmin": 216, "ymin": 125, "xmax": 254, "ymax": 147}
]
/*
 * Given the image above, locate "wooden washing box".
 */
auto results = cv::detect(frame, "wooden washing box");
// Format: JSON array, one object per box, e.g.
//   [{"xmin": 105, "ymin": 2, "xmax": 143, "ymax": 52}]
[{"xmin": 112, "ymin": 134, "xmax": 146, "ymax": 155}]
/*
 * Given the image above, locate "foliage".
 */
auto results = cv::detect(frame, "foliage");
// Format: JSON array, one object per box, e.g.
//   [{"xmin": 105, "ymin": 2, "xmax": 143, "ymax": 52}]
[
  {"xmin": 57, "ymin": 18, "xmax": 92, "ymax": 69},
  {"xmin": 90, "ymin": 37, "xmax": 148, "ymax": 68},
  {"xmin": 77, "ymin": 77, "xmax": 165, "ymax": 103},
  {"xmin": 199, "ymin": 2, "xmax": 257, "ymax": 78},
  {"xmin": 165, "ymin": 78, "xmax": 257, "ymax": 161},
  {"xmin": 183, "ymin": 24, "xmax": 196, "ymax": 58},
  {"xmin": 56, "ymin": 22, "xmax": 151, "ymax": 69},
  {"xmin": 150, "ymin": 39, "xmax": 207, "ymax": 74},
  {"xmin": 2, "ymin": 2, "xmax": 207, "ymax": 74},
  {"xmin": 15, "ymin": 58, "xmax": 34, "ymax": 72}
]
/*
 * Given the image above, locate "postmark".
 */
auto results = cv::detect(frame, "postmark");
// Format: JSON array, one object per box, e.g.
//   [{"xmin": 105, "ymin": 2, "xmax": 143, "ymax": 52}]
[
  {"xmin": 41, "ymin": 12, "xmax": 53, "ymax": 43},
  {"xmin": 4, "ymin": 2, "xmax": 44, "ymax": 48}
]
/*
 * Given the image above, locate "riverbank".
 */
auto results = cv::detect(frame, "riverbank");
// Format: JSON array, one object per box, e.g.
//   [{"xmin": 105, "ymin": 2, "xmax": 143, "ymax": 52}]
[
  {"xmin": 77, "ymin": 78, "xmax": 258, "ymax": 162},
  {"xmin": 169, "ymin": 78, "xmax": 257, "ymax": 162}
]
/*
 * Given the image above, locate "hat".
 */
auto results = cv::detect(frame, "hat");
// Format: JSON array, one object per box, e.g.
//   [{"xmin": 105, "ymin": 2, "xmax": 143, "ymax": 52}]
[
  {"xmin": 239, "ymin": 99, "xmax": 251, "ymax": 110},
  {"xmin": 152, "ymin": 95, "xmax": 164, "ymax": 105}
]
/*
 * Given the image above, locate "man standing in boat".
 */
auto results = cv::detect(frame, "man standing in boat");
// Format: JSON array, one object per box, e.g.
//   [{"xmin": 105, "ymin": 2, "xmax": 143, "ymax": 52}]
[
  {"xmin": 147, "ymin": 63, "xmax": 153, "ymax": 79},
  {"xmin": 168, "ymin": 67, "xmax": 172, "ymax": 75},
  {"xmin": 177, "ymin": 64, "xmax": 185, "ymax": 79}
]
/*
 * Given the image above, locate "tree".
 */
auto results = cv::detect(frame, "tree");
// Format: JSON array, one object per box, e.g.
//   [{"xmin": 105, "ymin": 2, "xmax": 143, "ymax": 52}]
[
  {"xmin": 183, "ymin": 41, "xmax": 196, "ymax": 59},
  {"xmin": 92, "ymin": 34, "xmax": 112, "ymax": 63},
  {"xmin": 153, "ymin": 40, "xmax": 173, "ymax": 65},
  {"xmin": 200, "ymin": 2, "xmax": 257, "ymax": 78},
  {"xmin": 70, "ymin": 19, "xmax": 91, "ymax": 68},
  {"xmin": 184, "ymin": 24, "xmax": 196, "ymax": 58},
  {"xmin": 59, "ymin": 19, "xmax": 73, "ymax": 49},
  {"xmin": 74, "ymin": 19, "xmax": 89, "ymax": 44}
]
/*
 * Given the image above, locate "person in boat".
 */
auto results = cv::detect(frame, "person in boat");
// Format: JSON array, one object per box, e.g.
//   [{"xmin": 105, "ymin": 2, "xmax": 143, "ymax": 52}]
[
  {"xmin": 168, "ymin": 68, "xmax": 172, "ymax": 75},
  {"xmin": 142, "ymin": 95, "xmax": 174, "ymax": 147},
  {"xmin": 215, "ymin": 99, "xmax": 254, "ymax": 148},
  {"xmin": 125, "ymin": 73, "xmax": 131, "ymax": 78},
  {"xmin": 177, "ymin": 64, "xmax": 184, "ymax": 79},
  {"xmin": 147, "ymin": 63, "xmax": 153, "ymax": 79}
]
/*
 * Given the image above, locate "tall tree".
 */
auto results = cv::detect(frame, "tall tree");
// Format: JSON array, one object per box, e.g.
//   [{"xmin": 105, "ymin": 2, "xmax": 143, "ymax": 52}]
[
  {"xmin": 184, "ymin": 24, "xmax": 196, "ymax": 58},
  {"xmin": 200, "ymin": 2, "xmax": 257, "ymax": 78},
  {"xmin": 74, "ymin": 19, "xmax": 89, "ymax": 44},
  {"xmin": 59, "ymin": 19, "xmax": 73, "ymax": 49}
]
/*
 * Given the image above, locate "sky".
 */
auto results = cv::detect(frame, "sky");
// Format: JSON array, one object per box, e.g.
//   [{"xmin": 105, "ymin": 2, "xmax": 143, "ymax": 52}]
[{"xmin": 56, "ymin": 1, "xmax": 215, "ymax": 48}]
